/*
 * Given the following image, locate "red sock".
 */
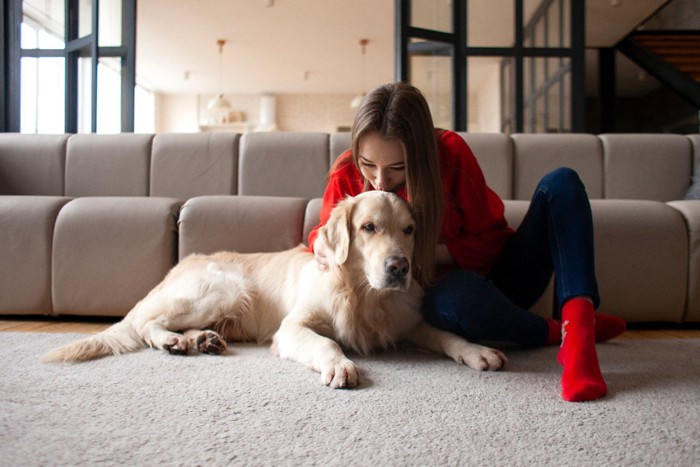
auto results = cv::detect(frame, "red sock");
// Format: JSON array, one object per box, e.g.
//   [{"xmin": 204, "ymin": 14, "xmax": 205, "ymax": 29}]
[
  {"xmin": 594, "ymin": 313, "xmax": 627, "ymax": 342},
  {"xmin": 546, "ymin": 313, "xmax": 626, "ymax": 345},
  {"xmin": 558, "ymin": 298, "xmax": 607, "ymax": 402},
  {"xmin": 546, "ymin": 319, "xmax": 561, "ymax": 345}
]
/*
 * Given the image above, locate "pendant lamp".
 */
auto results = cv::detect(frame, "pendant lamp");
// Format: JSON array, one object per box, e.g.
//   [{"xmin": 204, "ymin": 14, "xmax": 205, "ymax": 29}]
[
  {"xmin": 350, "ymin": 39, "xmax": 369, "ymax": 109},
  {"xmin": 207, "ymin": 39, "xmax": 232, "ymax": 112}
]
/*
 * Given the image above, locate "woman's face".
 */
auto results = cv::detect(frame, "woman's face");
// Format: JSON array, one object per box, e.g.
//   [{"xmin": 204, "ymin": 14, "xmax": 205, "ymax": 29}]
[{"xmin": 357, "ymin": 132, "xmax": 407, "ymax": 193}]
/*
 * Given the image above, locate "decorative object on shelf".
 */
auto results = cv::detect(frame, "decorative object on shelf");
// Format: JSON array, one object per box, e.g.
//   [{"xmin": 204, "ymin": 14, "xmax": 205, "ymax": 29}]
[
  {"xmin": 207, "ymin": 39, "xmax": 232, "ymax": 121},
  {"xmin": 350, "ymin": 38, "xmax": 369, "ymax": 109},
  {"xmin": 255, "ymin": 94, "xmax": 278, "ymax": 132}
]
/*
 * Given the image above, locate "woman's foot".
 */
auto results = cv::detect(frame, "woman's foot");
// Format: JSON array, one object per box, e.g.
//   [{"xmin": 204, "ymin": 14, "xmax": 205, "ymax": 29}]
[
  {"xmin": 546, "ymin": 313, "xmax": 626, "ymax": 345},
  {"xmin": 557, "ymin": 298, "xmax": 607, "ymax": 402},
  {"xmin": 593, "ymin": 313, "xmax": 627, "ymax": 342}
]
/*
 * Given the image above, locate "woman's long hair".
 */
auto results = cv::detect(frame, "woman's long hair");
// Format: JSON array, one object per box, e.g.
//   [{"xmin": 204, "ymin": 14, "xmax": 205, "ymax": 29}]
[{"xmin": 347, "ymin": 82, "xmax": 443, "ymax": 286}]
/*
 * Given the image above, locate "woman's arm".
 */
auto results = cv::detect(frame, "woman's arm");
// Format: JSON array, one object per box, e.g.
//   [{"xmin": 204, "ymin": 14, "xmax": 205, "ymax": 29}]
[{"xmin": 438, "ymin": 132, "xmax": 513, "ymax": 275}]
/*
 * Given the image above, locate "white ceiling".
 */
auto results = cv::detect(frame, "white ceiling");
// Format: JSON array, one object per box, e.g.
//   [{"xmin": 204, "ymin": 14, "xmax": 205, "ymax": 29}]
[{"xmin": 136, "ymin": 0, "xmax": 668, "ymax": 96}]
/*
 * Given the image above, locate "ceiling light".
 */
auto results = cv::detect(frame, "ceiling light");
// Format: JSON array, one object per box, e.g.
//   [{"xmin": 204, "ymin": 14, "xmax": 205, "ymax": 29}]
[
  {"xmin": 207, "ymin": 39, "xmax": 232, "ymax": 113},
  {"xmin": 351, "ymin": 39, "xmax": 369, "ymax": 109}
]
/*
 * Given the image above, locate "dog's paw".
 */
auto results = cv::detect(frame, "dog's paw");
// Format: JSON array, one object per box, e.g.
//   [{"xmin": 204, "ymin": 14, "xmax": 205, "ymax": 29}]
[
  {"xmin": 320, "ymin": 358, "xmax": 360, "ymax": 388},
  {"xmin": 456, "ymin": 345, "xmax": 507, "ymax": 371},
  {"xmin": 162, "ymin": 335, "xmax": 189, "ymax": 355},
  {"xmin": 195, "ymin": 330, "xmax": 227, "ymax": 355}
]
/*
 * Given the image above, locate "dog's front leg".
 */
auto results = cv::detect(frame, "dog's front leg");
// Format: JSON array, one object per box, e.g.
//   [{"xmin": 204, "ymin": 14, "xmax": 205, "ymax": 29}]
[
  {"xmin": 406, "ymin": 321, "xmax": 508, "ymax": 371},
  {"xmin": 272, "ymin": 316, "xmax": 359, "ymax": 388}
]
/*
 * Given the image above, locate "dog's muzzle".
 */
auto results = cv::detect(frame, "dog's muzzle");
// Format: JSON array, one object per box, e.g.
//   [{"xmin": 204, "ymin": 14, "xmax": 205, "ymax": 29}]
[{"xmin": 384, "ymin": 255, "xmax": 410, "ymax": 289}]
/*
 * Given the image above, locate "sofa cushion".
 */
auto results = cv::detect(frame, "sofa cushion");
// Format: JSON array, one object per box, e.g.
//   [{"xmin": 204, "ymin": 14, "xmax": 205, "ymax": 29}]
[
  {"xmin": 511, "ymin": 134, "xmax": 603, "ymax": 200},
  {"xmin": 303, "ymin": 198, "xmax": 323, "ymax": 247},
  {"xmin": 601, "ymin": 134, "xmax": 692, "ymax": 201},
  {"xmin": 591, "ymin": 200, "xmax": 687, "ymax": 322},
  {"xmin": 502, "ymin": 199, "xmax": 688, "ymax": 322},
  {"xmin": 178, "ymin": 196, "xmax": 309, "ymax": 258},
  {"xmin": 668, "ymin": 200, "xmax": 700, "ymax": 322},
  {"xmin": 686, "ymin": 164, "xmax": 700, "ymax": 200},
  {"xmin": 65, "ymin": 134, "xmax": 153, "ymax": 197},
  {"xmin": 0, "ymin": 196, "xmax": 72, "ymax": 314},
  {"xmin": 685, "ymin": 135, "xmax": 700, "ymax": 200},
  {"xmin": 238, "ymin": 132, "xmax": 329, "ymax": 198},
  {"xmin": 150, "ymin": 133, "xmax": 239, "ymax": 198},
  {"xmin": 0, "ymin": 134, "xmax": 68, "ymax": 195},
  {"xmin": 52, "ymin": 197, "xmax": 181, "ymax": 317}
]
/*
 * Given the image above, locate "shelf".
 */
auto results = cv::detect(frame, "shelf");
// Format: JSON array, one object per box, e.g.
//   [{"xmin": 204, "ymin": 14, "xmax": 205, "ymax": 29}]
[{"xmin": 199, "ymin": 122, "xmax": 253, "ymax": 133}]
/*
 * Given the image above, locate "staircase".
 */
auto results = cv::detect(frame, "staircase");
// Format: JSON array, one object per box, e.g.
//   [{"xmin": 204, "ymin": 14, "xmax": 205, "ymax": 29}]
[
  {"xmin": 618, "ymin": 30, "xmax": 700, "ymax": 107},
  {"xmin": 630, "ymin": 31, "xmax": 700, "ymax": 81}
]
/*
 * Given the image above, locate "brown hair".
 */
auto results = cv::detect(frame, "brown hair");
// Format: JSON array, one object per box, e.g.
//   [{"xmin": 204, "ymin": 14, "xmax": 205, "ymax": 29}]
[{"xmin": 347, "ymin": 82, "xmax": 443, "ymax": 286}]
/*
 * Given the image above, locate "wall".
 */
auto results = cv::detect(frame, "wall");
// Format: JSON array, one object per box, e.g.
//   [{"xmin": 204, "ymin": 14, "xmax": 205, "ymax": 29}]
[
  {"xmin": 157, "ymin": 88, "xmax": 504, "ymax": 134},
  {"xmin": 156, "ymin": 93, "xmax": 358, "ymax": 133},
  {"xmin": 156, "ymin": 94, "xmax": 200, "ymax": 133},
  {"xmin": 470, "ymin": 61, "xmax": 501, "ymax": 133},
  {"xmin": 276, "ymin": 95, "xmax": 358, "ymax": 133}
]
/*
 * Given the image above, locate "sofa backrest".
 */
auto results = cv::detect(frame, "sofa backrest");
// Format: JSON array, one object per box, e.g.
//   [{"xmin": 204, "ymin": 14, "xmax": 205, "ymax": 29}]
[
  {"xmin": 511, "ymin": 134, "xmax": 604, "ymax": 200},
  {"xmin": 65, "ymin": 134, "xmax": 153, "ymax": 197},
  {"xmin": 3, "ymin": 132, "xmax": 700, "ymax": 202},
  {"xmin": 238, "ymin": 132, "xmax": 329, "ymax": 198},
  {"xmin": 459, "ymin": 133, "xmax": 514, "ymax": 200},
  {"xmin": 685, "ymin": 134, "xmax": 700, "ymax": 170},
  {"xmin": 150, "ymin": 133, "xmax": 239, "ymax": 198},
  {"xmin": 330, "ymin": 132, "xmax": 352, "ymax": 167},
  {"xmin": 601, "ymin": 134, "xmax": 692, "ymax": 201},
  {"xmin": 0, "ymin": 134, "xmax": 68, "ymax": 195}
]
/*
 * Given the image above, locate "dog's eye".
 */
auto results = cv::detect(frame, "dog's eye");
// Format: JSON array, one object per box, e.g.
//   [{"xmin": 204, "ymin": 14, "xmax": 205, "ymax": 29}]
[
  {"xmin": 362, "ymin": 223, "xmax": 376, "ymax": 233},
  {"xmin": 404, "ymin": 225, "xmax": 414, "ymax": 235}
]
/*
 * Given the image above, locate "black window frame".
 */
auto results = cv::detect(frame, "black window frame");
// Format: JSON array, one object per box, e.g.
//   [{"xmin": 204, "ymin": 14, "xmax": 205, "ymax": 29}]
[
  {"xmin": 395, "ymin": 0, "xmax": 586, "ymax": 133},
  {"xmin": 1, "ymin": 0, "xmax": 136, "ymax": 133}
]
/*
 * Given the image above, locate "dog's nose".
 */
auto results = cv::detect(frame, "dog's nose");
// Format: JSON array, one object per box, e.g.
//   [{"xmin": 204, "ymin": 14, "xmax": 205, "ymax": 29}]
[{"xmin": 385, "ymin": 256, "xmax": 410, "ymax": 278}]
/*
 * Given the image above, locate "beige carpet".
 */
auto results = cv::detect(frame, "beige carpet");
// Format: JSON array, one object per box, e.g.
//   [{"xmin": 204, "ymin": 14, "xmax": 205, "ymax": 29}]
[{"xmin": 1, "ymin": 332, "xmax": 699, "ymax": 466}]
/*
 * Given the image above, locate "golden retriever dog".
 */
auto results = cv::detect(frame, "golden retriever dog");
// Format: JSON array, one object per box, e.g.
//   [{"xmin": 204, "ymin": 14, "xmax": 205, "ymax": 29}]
[{"xmin": 44, "ymin": 191, "xmax": 506, "ymax": 387}]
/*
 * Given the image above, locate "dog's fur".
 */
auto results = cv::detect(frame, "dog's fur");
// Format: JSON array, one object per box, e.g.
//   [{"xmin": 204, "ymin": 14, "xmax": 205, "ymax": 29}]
[{"xmin": 44, "ymin": 191, "xmax": 506, "ymax": 387}]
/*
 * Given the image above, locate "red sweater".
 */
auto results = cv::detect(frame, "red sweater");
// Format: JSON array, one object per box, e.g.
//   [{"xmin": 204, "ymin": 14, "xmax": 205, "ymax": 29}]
[{"xmin": 308, "ymin": 130, "xmax": 513, "ymax": 275}]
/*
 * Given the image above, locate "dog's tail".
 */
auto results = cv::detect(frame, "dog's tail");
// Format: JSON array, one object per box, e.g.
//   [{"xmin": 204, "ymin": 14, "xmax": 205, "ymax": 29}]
[{"xmin": 42, "ymin": 320, "xmax": 145, "ymax": 363}]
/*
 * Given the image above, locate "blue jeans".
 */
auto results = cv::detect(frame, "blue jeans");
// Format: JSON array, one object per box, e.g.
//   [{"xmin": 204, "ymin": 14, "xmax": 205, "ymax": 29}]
[{"xmin": 422, "ymin": 167, "xmax": 600, "ymax": 347}]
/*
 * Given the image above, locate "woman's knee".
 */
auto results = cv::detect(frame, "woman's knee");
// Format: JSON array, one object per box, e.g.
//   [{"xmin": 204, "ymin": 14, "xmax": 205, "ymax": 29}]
[
  {"xmin": 538, "ymin": 167, "xmax": 587, "ymax": 201},
  {"xmin": 542, "ymin": 167, "xmax": 581, "ymax": 187}
]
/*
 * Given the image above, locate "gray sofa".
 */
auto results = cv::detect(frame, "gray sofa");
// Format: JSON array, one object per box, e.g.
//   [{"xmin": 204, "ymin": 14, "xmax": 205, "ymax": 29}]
[{"xmin": 1, "ymin": 132, "xmax": 699, "ymax": 324}]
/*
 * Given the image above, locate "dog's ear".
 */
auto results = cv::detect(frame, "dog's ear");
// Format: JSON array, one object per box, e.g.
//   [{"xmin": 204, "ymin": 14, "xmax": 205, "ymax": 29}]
[{"xmin": 320, "ymin": 197, "xmax": 353, "ymax": 265}]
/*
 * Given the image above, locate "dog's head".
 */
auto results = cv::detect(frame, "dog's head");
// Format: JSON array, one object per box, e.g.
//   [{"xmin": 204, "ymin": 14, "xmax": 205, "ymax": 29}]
[{"xmin": 319, "ymin": 191, "xmax": 415, "ymax": 291}]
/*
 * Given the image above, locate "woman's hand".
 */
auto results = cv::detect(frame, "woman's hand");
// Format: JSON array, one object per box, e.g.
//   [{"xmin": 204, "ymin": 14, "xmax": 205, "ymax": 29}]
[{"xmin": 313, "ymin": 237, "xmax": 331, "ymax": 271}]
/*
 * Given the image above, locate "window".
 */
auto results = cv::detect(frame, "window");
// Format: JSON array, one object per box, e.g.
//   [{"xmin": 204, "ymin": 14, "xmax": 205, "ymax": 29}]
[
  {"xmin": 3, "ymin": 0, "xmax": 147, "ymax": 133},
  {"xmin": 396, "ymin": 0, "xmax": 585, "ymax": 133}
]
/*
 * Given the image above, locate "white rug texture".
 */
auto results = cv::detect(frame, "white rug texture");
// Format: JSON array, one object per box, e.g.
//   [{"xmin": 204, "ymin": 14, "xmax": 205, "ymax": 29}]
[{"xmin": 1, "ymin": 332, "xmax": 699, "ymax": 466}]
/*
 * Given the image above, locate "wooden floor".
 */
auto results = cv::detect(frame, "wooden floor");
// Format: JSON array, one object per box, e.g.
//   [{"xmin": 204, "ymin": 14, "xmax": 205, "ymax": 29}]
[
  {"xmin": 0, "ymin": 317, "xmax": 118, "ymax": 334},
  {"xmin": 1, "ymin": 317, "xmax": 699, "ymax": 339}
]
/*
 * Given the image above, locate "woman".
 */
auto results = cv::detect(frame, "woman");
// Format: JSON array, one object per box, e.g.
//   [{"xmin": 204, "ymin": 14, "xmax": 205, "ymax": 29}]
[{"xmin": 308, "ymin": 82, "xmax": 625, "ymax": 402}]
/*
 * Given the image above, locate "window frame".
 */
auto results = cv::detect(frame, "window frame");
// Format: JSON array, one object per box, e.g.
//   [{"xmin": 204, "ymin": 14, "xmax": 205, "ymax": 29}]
[
  {"xmin": 1, "ymin": 0, "xmax": 136, "ymax": 133},
  {"xmin": 395, "ymin": 0, "xmax": 585, "ymax": 133}
]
